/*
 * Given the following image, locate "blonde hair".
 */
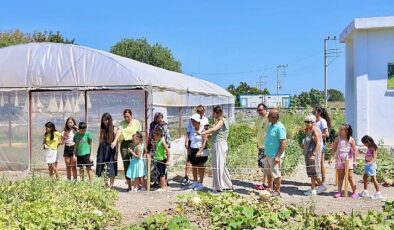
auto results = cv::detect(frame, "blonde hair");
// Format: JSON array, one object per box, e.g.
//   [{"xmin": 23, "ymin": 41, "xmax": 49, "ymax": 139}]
[{"xmin": 304, "ymin": 114, "xmax": 316, "ymax": 123}]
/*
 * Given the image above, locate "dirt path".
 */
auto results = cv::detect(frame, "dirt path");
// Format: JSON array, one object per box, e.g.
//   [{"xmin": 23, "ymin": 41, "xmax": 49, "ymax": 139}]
[{"xmin": 115, "ymin": 162, "xmax": 394, "ymax": 227}]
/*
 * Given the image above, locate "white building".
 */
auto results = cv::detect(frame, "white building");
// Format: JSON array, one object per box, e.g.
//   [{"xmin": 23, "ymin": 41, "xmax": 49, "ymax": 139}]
[{"xmin": 340, "ymin": 16, "xmax": 394, "ymax": 145}]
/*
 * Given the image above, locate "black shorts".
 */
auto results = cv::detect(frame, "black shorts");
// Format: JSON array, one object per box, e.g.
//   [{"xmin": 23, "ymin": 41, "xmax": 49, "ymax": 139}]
[
  {"xmin": 63, "ymin": 145, "xmax": 74, "ymax": 157},
  {"xmin": 77, "ymin": 154, "xmax": 93, "ymax": 168},
  {"xmin": 189, "ymin": 148, "xmax": 208, "ymax": 166},
  {"xmin": 156, "ymin": 159, "xmax": 167, "ymax": 177}
]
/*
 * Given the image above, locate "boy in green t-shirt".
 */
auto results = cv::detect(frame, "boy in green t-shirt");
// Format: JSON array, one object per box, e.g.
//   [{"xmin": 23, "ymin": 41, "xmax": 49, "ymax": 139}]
[{"xmin": 73, "ymin": 122, "xmax": 93, "ymax": 181}]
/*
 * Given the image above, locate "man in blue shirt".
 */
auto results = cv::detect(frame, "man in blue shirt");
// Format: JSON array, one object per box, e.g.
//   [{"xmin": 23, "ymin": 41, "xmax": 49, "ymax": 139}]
[{"xmin": 264, "ymin": 109, "xmax": 286, "ymax": 196}]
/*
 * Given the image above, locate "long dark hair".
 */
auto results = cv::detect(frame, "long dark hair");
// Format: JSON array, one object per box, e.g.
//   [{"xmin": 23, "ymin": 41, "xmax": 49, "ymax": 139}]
[
  {"xmin": 44, "ymin": 121, "xmax": 57, "ymax": 140},
  {"xmin": 341, "ymin": 123, "xmax": 353, "ymax": 141},
  {"xmin": 361, "ymin": 135, "xmax": 378, "ymax": 151},
  {"xmin": 99, "ymin": 113, "xmax": 115, "ymax": 143},
  {"xmin": 314, "ymin": 106, "xmax": 331, "ymax": 128},
  {"xmin": 64, "ymin": 117, "xmax": 77, "ymax": 132},
  {"xmin": 123, "ymin": 109, "xmax": 132, "ymax": 116}
]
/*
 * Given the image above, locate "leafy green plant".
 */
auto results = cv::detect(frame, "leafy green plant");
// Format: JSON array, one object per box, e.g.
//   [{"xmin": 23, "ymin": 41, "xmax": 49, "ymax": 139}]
[{"xmin": 0, "ymin": 175, "xmax": 120, "ymax": 229}]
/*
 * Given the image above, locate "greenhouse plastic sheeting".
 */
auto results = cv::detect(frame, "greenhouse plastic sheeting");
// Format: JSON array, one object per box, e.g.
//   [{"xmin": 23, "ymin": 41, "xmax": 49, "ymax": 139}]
[{"xmin": 0, "ymin": 43, "xmax": 234, "ymax": 105}]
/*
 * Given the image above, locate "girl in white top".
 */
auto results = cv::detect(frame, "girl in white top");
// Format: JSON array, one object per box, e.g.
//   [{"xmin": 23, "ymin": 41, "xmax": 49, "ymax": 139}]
[
  {"xmin": 61, "ymin": 117, "xmax": 78, "ymax": 181},
  {"xmin": 188, "ymin": 113, "xmax": 209, "ymax": 191},
  {"xmin": 313, "ymin": 106, "xmax": 331, "ymax": 184}
]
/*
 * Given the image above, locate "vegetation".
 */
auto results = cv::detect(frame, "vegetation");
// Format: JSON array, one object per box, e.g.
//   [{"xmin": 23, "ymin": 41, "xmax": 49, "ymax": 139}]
[
  {"xmin": 124, "ymin": 192, "xmax": 394, "ymax": 229},
  {"xmin": 290, "ymin": 88, "xmax": 344, "ymax": 108},
  {"xmin": 0, "ymin": 29, "xmax": 75, "ymax": 48},
  {"xmin": 110, "ymin": 37, "xmax": 182, "ymax": 72},
  {"xmin": 0, "ymin": 176, "xmax": 120, "ymax": 229}
]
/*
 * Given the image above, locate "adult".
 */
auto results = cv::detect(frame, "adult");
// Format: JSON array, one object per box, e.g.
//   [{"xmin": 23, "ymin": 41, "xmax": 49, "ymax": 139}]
[
  {"xmin": 313, "ymin": 106, "xmax": 331, "ymax": 184},
  {"xmin": 96, "ymin": 113, "xmax": 118, "ymax": 188},
  {"xmin": 114, "ymin": 109, "xmax": 142, "ymax": 191},
  {"xmin": 264, "ymin": 109, "xmax": 286, "ymax": 196},
  {"xmin": 147, "ymin": 112, "xmax": 171, "ymax": 187},
  {"xmin": 148, "ymin": 112, "xmax": 171, "ymax": 151},
  {"xmin": 61, "ymin": 117, "xmax": 78, "ymax": 181},
  {"xmin": 200, "ymin": 105, "xmax": 233, "ymax": 193},
  {"xmin": 182, "ymin": 105, "xmax": 209, "ymax": 186},
  {"xmin": 302, "ymin": 114, "xmax": 327, "ymax": 196},
  {"xmin": 255, "ymin": 103, "xmax": 269, "ymax": 190},
  {"xmin": 188, "ymin": 113, "xmax": 209, "ymax": 191}
]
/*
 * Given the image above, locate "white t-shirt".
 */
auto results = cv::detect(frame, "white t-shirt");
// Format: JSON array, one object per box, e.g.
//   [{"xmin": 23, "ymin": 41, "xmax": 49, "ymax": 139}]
[
  {"xmin": 61, "ymin": 130, "xmax": 75, "ymax": 146},
  {"xmin": 315, "ymin": 118, "xmax": 328, "ymax": 133},
  {"xmin": 190, "ymin": 126, "xmax": 205, "ymax": 149}
]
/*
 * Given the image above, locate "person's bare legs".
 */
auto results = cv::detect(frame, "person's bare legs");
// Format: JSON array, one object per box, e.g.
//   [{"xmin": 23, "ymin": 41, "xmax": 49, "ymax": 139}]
[
  {"xmin": 371, "ymin": 176, "xmax": 380, "ymax": 192},
  {"xmin": 348, "ymin": 170, "xmax": 357, "ymax": 194},
  {"xmin": 337, "ymin": 169, "xmax": 345, "ymax": 194},
  {"xmin": 198, "ymin": 165, "xmax": 205, "ymax": 184},
  {"xmin": 274, "ymin": 177, "xmax": 281, "ymax": 193},
  {"xmin": 79, "ymin": 167, "xmax": 84, "ymax": 181},
  {"xmin": 86, "ymin": 167, "xmax": 93, "ymax": 182},
  {"xmin": 65, "ymin": 157, "xmax": 72, "ymax": 180}
]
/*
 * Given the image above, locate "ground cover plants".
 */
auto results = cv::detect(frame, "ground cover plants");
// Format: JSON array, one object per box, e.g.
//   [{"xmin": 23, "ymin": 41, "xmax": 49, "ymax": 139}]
[
  {"xmin": 123, "ymin": 192, "xmax": 394, "ymax": 229},
  {"xmin": 0, "ymin": 175, "xmax": 120, "ymax": 229}
]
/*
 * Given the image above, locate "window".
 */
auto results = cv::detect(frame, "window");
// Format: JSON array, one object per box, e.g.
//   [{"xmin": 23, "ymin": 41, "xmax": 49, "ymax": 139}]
[{"xmin": 388, "ymin": 63, "xmax": 394, "ymax": 89}]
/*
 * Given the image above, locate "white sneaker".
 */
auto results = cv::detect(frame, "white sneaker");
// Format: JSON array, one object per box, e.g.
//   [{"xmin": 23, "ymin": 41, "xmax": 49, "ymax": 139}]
[
  {"xmin": 304, "ymin": 189, "xmax": 317, "ymax": 196},
  {"xmin": 181, "ymin": 178, "xmax": 192, "ymax": 186},
  {"xmin": 193, "ymin": 183, "xmax": 203, "ymax": 191},
  {"xmin": 188, "ymin": 182, "xmax": 198, "ymax": 189},
  {"xmin": 371, "ymin": 192, "xmax": 383, "ymax": 200},
  {"xmin": 316, "ymin": 184, "xmax": 327, "ymax": 194},
  {"xmin": 359, "ymin": 190, "xmax": 370, "ymax": 198}
]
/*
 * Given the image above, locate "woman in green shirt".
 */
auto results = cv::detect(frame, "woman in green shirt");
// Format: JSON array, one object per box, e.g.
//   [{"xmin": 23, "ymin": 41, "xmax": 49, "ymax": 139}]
[
  {"xmin": 200, "ymin": 106, "xmax": 233, "ymax": 193},
  {"xmin": 113, "ymin": 109, "xmax": 142, "ymax": 191}
]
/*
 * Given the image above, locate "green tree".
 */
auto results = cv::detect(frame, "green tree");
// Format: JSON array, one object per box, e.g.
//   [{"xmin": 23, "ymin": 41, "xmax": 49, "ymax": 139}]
[
  {"xmin": 110, "ymin": 38, "xmax": 182, "ymax": 72},
  {"xmin": 328, "ymin": 88, "xmax": 344, "ymax": 101},
  {"xmin": 0, "ymin": 29, "xmax": 75, "ymax": 48},
  {"xmin": 290, "ymin": 88, "xmax": 324, "ymax": 108}
]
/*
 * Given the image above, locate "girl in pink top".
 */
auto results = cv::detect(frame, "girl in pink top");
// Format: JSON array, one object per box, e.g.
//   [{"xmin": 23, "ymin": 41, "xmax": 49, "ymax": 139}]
[
  {"xmin": 359, "ymin": 135, "xmax": 382, "ymax": 199},
  {"xmin": 329, "ymin": 124, "xmax": 358, "ymax": 199}
]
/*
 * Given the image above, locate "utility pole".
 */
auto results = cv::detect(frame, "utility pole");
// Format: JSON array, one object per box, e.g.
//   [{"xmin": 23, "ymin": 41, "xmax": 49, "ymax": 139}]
[
  {"xmin": 276, "ymin": 64, "xmax": 288, "ymax": 94},
  {"xmin": 256, "ymin": 76, "xmax": 267, "ymax": 91},
  {"xmin": 324, "ymin": 36, "xmax": 340, "ymax": 108}
]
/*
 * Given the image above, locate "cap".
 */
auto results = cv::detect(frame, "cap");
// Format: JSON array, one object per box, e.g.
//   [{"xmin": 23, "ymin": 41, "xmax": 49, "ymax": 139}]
[{"xmin": 190, "ymin": 113, "xmax": 201, "ymax": 122}]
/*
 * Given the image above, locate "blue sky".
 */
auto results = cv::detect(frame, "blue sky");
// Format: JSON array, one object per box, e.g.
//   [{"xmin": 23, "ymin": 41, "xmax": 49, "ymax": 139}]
[{"xmin": 1, "ymin": 1, "xmax": 394, "ymax": 95}]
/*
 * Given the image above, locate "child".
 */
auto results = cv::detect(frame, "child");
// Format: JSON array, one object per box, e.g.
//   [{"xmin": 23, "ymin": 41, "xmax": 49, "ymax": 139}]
[
  {"xmin": 43, "ymin": 122, "xmax": 62, "ymax": 178},
  {"xmin": 329, "ymin": 123, "xmax": 358, "ymax": 198},
  {"xmin": 61, "ymin": 117, "xmax": 78, "ymax": 181},
  {"xmin": 152, "ymin": 128, "xmax": 171, "ymax": 191},
  {"xmin": 126, "ymin": 132, "xmax": 146, "ymax": 192},
  {"xmin": 359, "ymin": 135, "xmax": 383, "ymax": 199},
  {"xmin": 73, "ymin": 122, "xmax": 93, "ymax": 182}
]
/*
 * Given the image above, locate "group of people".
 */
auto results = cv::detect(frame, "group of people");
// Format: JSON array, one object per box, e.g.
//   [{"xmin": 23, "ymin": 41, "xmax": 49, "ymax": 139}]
[
  {"xmin": 42, "ymin": 105, "xmax": 233, "ymax": 193},
  {"xmin": 254, "ymin": 103, "xmax": 383, "ymax": 199},
  {"xmin": 43, "ymin": 109, "xmax": 155, "ymax": 191},
  {"xmin": 42, "ymin": 103, "xmax": 384, "ymax": 199},
  {"xmin": 180, "ymin": 105, "xmax": 233, "ymax": 193}
]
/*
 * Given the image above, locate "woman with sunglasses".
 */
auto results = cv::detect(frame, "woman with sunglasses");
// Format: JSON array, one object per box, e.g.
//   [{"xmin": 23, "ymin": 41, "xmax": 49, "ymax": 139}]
[{"xmin": 303, "ymin": 114, "xmax": 327, "ymax": 196}]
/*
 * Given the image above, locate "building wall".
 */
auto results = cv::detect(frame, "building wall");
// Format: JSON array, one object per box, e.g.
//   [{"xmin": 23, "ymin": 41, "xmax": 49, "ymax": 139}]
[{"xmin": 349, "ymin": 29, "xmax": 394, "ymax": 145}]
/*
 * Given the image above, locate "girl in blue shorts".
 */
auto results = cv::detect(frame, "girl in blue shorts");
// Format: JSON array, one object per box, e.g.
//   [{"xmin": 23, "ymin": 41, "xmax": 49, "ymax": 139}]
[{"xmin": 359, "ymin": 135, "xmax": 382, "ymax": 200}]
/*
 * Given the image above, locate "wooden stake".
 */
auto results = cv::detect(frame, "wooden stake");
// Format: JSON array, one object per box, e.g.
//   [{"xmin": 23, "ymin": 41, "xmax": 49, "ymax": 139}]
[
  {"xmin": 147, "ymin": 154, "xmax": 151, "ymax": 192},
  {"xmin": 344, "ymin": 159, "xmax": 349, "ymax": 197},
  {"xmin": 335, "ymin": 170, "xmax": 338, "ymax": 186}
]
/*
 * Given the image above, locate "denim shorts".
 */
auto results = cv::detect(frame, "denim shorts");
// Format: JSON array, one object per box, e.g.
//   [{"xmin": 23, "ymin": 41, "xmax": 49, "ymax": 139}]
[{"xmin": 364, "ymin": 162, "xmax": 377, "ymax": 176}]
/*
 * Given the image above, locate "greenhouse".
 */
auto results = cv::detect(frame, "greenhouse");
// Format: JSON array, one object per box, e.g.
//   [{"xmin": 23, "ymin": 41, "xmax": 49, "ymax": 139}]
[{"xmin": 0, "ymin": 43, "xmax": 234, "ymax": 171}]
